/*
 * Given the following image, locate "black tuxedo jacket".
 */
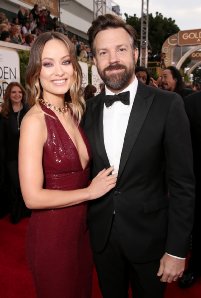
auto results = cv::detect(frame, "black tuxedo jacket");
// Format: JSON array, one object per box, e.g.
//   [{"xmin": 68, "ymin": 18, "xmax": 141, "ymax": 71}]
[
  {"xmin": 83, "ymin": 82, "xmax": 195, "ymax": 263},
  {"xmin": 185, "ymin": 91, "xmax": 201, "ymax": 197}
]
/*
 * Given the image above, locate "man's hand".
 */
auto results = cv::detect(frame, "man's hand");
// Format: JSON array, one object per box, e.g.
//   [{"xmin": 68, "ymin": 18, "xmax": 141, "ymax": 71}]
[{"xmin": 157, "ymin": 253, "xmax": 185, "ymax": 283}]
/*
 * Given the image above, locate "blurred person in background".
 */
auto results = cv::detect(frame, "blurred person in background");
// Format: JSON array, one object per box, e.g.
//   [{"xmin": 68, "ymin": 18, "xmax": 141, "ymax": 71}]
[
  {"xmin": 0, "ymin": 82, "xmax": 30, "ymax": 223},
  {"xmin": 179, "ymin": 90, "xmax": 201, "ymax": 288},
  {"xmin": 21, "ymin": 20, "xmax": 32, "ymax": 37},
  {"xmin": 79, "ymin": 43, "xmax": 88, "ymax": 62},
  {"xmin": 23, "ymin": 33, "xmax": 35, "ymax": 46},
  {"xmin": 135, "ymin": 66, "xmax": 150, "ymax": 85},
  {"xmin": 38, "ymin": 7, "xmax": 47, "ymax": 32},
  {"xmin": 192, "ymin": 82, "xmax": 201, "ymax": 91},
  {"xmin": 0, "ymin": 23, "xmax": 10, "ymax": 35},
  {"xmin": 84, "ymin": 84, "xmax": 97, "ymax": 101},
  {"xmin": 12, "ymin": 16, "xmax": 20, "ymax": 25},
  {"xmin": 30, "ymin": 4, "xmax": 40, "ymax": 26},
  {"xmin": 10, "ymin": 24, "xmax": 23, "ymax": 44},
  {"xmin": 161, "ymin": 66, "xmax": 194, "ymax": 98},
  {"xmin": 0, "ymin": 31, "xmax": 11, "ymax": 42},
  {"xmin": 17, "ymin": 6, "xmax": 29, "ymax": 26},
  {"xmin": 0, "ymin": 12, "xmax": 7, "ymax": 23},
  {"xmin": 0, "ymin": 112, "xmax": 8, "ymax": 218}
]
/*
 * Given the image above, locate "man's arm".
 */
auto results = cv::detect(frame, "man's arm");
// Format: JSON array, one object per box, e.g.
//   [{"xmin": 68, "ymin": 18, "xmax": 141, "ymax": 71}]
[{"xmin": 158, "ymin": 93, "xmax": 195, "ymax": 282}]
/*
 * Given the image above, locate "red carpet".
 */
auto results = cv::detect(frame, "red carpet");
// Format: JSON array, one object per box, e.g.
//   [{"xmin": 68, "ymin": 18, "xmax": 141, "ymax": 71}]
[{"xmin": 0, "ymin": 215, "xmax": 201, "ymax": 298}]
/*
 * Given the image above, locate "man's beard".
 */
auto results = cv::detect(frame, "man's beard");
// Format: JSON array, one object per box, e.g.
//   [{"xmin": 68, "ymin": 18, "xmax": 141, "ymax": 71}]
[{"xmin": 98, "ymin": 63, "xmax": 134, "ymax": 91}]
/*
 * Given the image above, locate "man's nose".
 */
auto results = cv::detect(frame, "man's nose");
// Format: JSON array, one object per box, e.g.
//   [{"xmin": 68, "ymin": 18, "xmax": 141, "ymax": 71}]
[{"xmin": 108, "ymin": 51, "xmax": 120, "ymax": 64}]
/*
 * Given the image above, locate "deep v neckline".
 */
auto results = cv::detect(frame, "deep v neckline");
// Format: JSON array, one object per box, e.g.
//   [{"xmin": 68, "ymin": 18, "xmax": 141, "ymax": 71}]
[
  {"xmin": 56, "ymin": 114, "xmax": 90, "ymax": 171},
  {"xmin": 42, "ymin": 104, "xmax": 90, "ymax": 171}
]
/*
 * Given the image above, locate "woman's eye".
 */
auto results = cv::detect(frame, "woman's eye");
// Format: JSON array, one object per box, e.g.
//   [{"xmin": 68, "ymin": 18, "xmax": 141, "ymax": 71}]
[
  {"xmin": 42, "ymin": 62, "xmax": 53, "ymax": 67},
  {"xmin": 63, "ymin": 60, "xmax": 71, "ymax": 65}
]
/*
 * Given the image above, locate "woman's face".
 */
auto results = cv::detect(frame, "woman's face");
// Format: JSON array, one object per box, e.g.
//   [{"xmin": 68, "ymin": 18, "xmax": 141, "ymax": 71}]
[
  {"xmin": 39, "ymin": 38, "xmax": 74, "ymax": 101},
  {"xmin": 10, "ymin": 86, "xmax": 23, "ymax": 105}
]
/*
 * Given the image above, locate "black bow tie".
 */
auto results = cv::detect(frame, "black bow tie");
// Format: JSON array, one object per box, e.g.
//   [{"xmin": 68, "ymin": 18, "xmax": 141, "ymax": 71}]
[{"xmin": 104, "ymin": 91, "xmax": 130, "ymax": 107}]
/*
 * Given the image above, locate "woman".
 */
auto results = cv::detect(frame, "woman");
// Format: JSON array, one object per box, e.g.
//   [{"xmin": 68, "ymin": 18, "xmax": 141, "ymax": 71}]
[
  {"xmin": 10, "ymin": 24, "xmax": 23, "ymax": 44},
  {"xmin": 0, "ymin": 112, "xmax": 7, "ymax": 218},
  {"xmin": 0, "ymin": 82, "xmax": 30, "ymax": 223},
  {"xmin": 19, "ymin": 32, "xmax": 116, "ymax": 298}
]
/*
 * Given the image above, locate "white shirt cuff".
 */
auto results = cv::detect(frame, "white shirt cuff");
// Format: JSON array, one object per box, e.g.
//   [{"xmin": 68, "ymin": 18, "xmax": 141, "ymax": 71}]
[{"xmin": 166, "ymin": 253, "xmax": 185, "ymax": 260}]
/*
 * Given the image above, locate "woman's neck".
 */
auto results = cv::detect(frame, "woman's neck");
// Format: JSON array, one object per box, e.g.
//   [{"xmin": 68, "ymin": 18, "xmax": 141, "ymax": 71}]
[{"xmin": 12, "ymin": 102, "xmax": 22, "ymax": 112}]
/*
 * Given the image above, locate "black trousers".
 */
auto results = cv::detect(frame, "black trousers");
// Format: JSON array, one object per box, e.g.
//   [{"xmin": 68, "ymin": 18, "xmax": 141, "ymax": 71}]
[
  {"xmin": 93, "ymin": 217, "xmax": 166, "ymax": 298},
  {"xmin": 188, "ymin": 190, "xmax": 201, "ymax": 274},
  {"xmin": 6, "ymin": 160, "xmax": 30, "ymax": 222}
]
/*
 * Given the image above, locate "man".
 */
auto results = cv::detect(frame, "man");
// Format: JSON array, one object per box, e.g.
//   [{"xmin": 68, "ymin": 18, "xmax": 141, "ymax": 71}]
[
  {"xmin": 161, "ymin": 66, "xmax": 194, "ymax": 98},
  {"xmin": 179, "ymin": 91, "xmax": 201, "ymax": 288},
  {"xmin": 83, "ymin": 14, "xmax": 194, "ymax": 298}
]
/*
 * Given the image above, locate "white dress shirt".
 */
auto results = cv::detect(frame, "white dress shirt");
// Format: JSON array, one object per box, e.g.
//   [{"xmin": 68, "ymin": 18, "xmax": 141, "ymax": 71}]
[{"xmin": 103, "ymin": 77, "xmax": 138, "ymax": 174}]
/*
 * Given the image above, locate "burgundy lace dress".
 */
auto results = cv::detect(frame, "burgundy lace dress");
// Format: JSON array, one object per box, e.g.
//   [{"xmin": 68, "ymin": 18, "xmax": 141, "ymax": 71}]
[{"xmin": 27, "ymin": 104, "xmax": 93, "ymax": 298}]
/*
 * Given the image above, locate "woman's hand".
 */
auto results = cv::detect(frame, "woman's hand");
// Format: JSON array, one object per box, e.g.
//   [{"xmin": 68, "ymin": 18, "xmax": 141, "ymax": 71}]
[{"xmin": 87, "ymin": 166, "xmax": 117, "ymax": 200}]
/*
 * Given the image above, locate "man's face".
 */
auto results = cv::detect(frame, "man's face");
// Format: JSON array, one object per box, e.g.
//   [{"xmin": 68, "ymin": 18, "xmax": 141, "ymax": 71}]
[
  {"xmin": 93, "ymin": 28, "xmax": 138, "ymax": 92},
  {"xmin": 161, "ymin": 69, "xmax": 176, "ymax": 91}
]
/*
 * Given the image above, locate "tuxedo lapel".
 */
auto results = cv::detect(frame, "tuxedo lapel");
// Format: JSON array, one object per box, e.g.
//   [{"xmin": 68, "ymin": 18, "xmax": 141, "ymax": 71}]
[
  {"xmin": 118, "ymin": 83, "xmax": 154, "ymax": 179},
  {"xmin": 93, "ymin": 95, "xmax": 110, "ymax": 167}
]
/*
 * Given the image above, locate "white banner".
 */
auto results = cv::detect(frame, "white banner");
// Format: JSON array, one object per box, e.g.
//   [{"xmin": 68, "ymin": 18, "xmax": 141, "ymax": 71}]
[
  {"xmin": 0, "ymin": 47, "xmax": 20, "ymax": 103},
  {"xmin": 91, "ymin": 65, "xmax": 103, "ymax": 94},
  {"xmin": 79, "ymin": 61, "xmax": 88, "ymax": 88}
]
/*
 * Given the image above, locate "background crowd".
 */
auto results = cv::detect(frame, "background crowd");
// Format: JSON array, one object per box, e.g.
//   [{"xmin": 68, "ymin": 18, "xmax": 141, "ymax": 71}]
[{"xmin": 0, "ymin": 4, "xmax": 93, "ymax": 62}]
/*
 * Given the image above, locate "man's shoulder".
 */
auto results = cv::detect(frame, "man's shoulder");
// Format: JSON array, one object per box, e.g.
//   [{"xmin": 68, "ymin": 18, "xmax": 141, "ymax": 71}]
[
  {"xmin": 140, "ymin": 84, "xmax": 182, "ymax": 105},
  {"xmin": 184, "ymin": 91, "xmax": 201, "ymax": 114},
  {"xmin": 185, "ymin": 91, "xmax": 201, "ymax": 102}
]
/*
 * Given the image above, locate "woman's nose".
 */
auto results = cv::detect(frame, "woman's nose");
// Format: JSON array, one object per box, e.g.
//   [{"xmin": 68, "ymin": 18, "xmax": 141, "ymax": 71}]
[{"xmin": 55, "ymin": 64, "xmax": 64, "ymax": 76}]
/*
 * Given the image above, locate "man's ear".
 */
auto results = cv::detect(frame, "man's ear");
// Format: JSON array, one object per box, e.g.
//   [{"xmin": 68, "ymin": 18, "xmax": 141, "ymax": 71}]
[
  {"xmin": 93, "ymin": 56, "xmax": 97, "ymax": 66},
  {"xmin": 134, "ymin": 48, "xmax": 139, "ymax": 64}
]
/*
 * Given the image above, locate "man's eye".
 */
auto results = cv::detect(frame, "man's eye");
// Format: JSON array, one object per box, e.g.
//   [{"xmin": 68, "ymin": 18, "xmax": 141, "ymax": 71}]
[
  {"xmin": 99, "ymin": 51, "xmax": 106, "ymax": 56},
  {"xmin": 119, "ymin": 48, "xmax": 126, "ymax": 52}
]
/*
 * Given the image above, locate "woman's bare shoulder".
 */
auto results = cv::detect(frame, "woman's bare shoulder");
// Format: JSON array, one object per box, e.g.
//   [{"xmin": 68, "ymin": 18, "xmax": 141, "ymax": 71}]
[
  {"xmin": 21, "ymin": 104, "xmax": 46, "ymax": 130},
  {"xmin": 24, "ymin": 103, "xmax": 45, "ymax": 121}
]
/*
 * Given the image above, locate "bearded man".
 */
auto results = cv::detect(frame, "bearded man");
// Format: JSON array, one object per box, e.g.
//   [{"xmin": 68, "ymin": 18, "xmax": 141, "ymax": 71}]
[{"xmin": 83, "ymin": 14, "xmax": 195, "ymax": 298}]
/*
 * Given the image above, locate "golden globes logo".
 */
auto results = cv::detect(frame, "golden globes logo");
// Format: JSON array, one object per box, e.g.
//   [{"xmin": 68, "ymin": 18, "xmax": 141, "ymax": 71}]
[
  {"xmin": 191, "ymin": 51, "xmax": 201, "ymax": 60},
  {"xmin": 178, "ymin": 29, "xmax": 201, "ymax": 46}
]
